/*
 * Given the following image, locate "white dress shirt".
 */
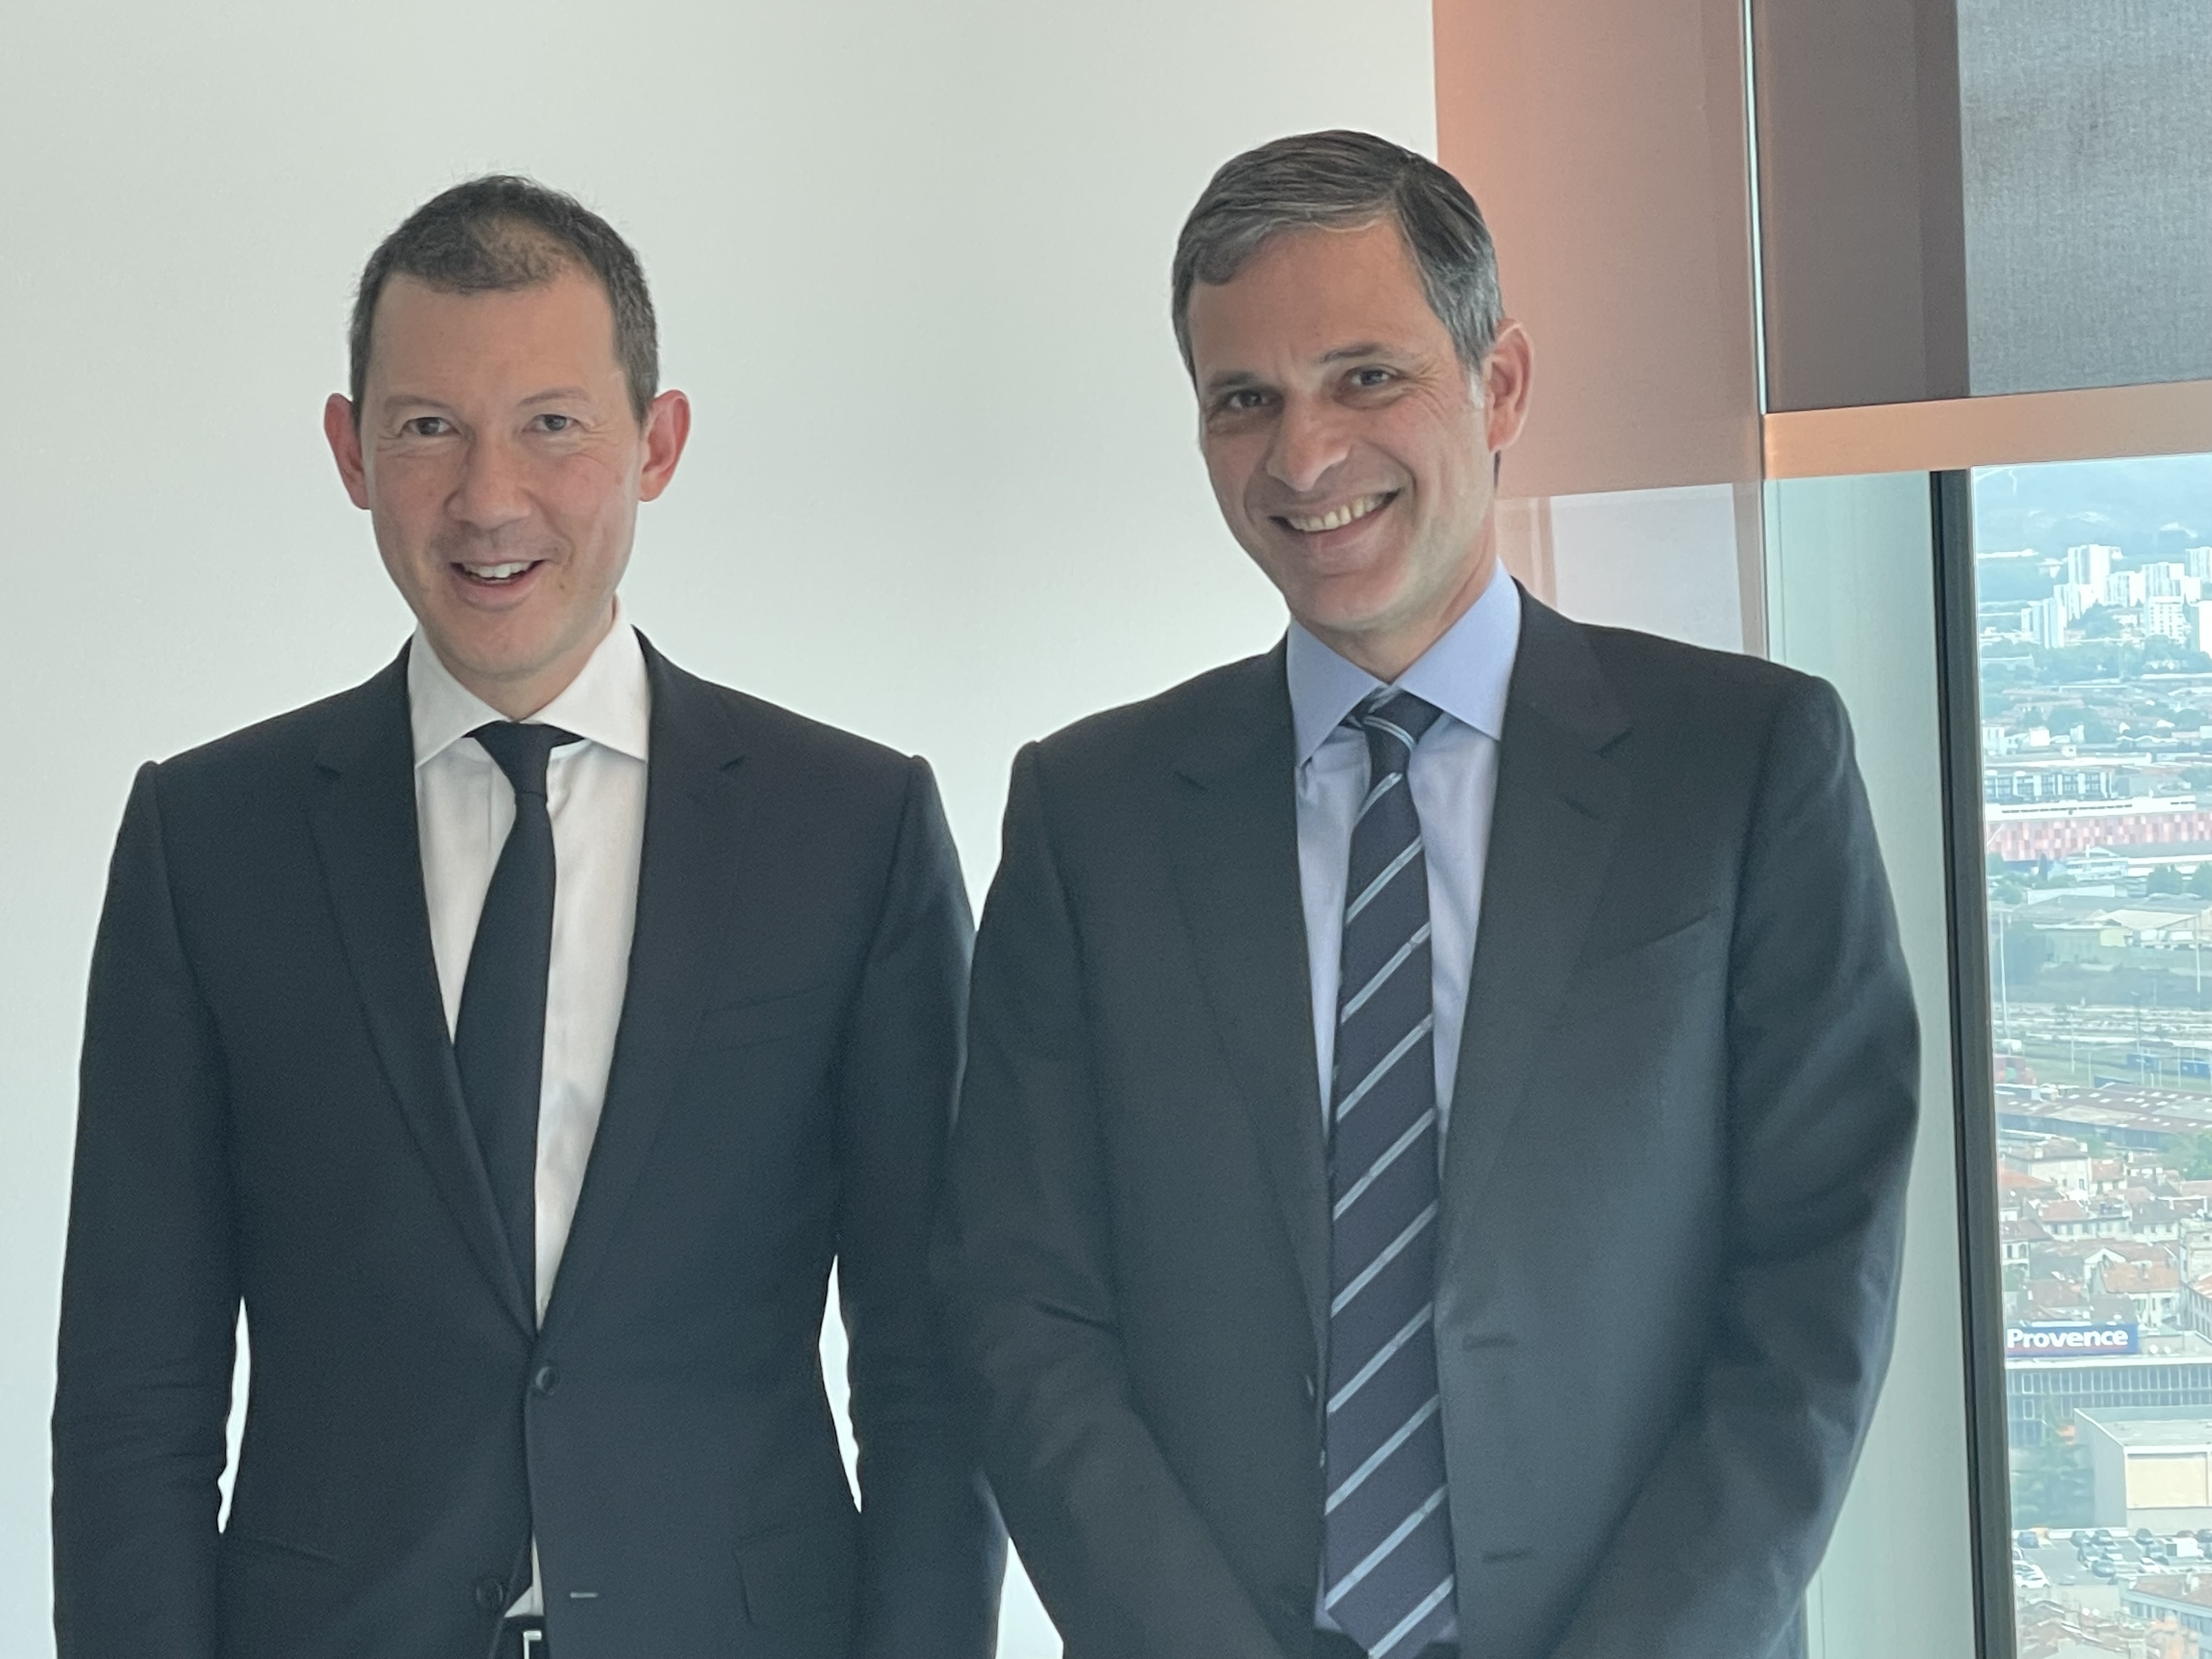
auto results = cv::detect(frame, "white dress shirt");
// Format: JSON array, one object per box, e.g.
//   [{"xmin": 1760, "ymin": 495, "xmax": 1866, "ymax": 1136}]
[
  {"xmin": 1289, "ymin": 559, "xmax": 1521, "ymax": 1641},
  {"xmin": 407, "ymin": 607, "xmax": 650, "ymax": 1617}
]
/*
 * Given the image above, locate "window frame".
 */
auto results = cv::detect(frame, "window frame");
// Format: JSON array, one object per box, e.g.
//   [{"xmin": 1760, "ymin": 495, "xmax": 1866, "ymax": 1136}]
[{"xmin": 1930, "ymin": 466, "xmax": 2017, "ymax": 1658}]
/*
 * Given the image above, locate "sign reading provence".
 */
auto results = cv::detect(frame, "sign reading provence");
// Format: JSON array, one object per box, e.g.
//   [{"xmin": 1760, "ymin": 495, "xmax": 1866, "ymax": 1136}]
[{"xmin": 2006, "ymin": 1321, "xmax": 2141, "ymax": 1359}]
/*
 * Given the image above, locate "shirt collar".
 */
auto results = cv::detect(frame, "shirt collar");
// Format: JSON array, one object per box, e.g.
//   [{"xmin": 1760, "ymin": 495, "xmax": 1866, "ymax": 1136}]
[
  {"xmin": 1285, "ymin": 557, "xmax": 1522, "ymax": 766},
  {"xmin": 407, "ymin": 601, "xmax": 652, "ymax": 768}
]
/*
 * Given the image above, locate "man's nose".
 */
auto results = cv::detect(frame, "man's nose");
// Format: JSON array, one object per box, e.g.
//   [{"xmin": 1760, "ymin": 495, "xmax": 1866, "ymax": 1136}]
[
  {"xmin": 1265, "ymin": 396, "xmax": 1352, "ymax": 496},
  {"xmin": 448, "ymin": 432, "xmax": 532, "ymax": 531}
]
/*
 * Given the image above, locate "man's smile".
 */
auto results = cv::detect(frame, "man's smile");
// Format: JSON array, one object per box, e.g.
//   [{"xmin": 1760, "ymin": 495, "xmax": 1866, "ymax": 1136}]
[
  {"xmin": 456, "ymin": 557, "xmax": 544, "ymax": 586},
  {"xmin": 1276, "ymin": 490, "xmax": 1398, "ymax": 536}
]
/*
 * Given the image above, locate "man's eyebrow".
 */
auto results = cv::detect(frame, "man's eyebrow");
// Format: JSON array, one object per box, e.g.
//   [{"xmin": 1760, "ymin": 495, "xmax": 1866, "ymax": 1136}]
[
  {"xmin": 518, "ymin": 387, "xmax": 591, "ymax": 406},
  {"xmin": 1200, "ymin": 369, "xmax": 1264, "ymax": 398},
  {"xmin": 1318, "ymin": 341, "xmax": 1394, "ymax": 364}
]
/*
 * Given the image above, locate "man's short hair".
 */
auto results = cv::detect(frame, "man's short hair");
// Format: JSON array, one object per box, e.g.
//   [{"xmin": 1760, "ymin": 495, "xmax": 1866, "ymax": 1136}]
[
  {"xmin": 348, "ymin": 175, "xmax": 658, "ymax": 423},
  {"xmin": 1171, "ymin": 130, "xmax": 1503, "ymax": 377}
]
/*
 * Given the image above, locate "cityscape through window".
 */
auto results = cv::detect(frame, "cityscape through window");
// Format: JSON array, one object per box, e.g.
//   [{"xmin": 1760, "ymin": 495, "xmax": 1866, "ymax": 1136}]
[{"xmin": 1973, "ymin": 453, "xmax": 2212, "ymax": 1654}]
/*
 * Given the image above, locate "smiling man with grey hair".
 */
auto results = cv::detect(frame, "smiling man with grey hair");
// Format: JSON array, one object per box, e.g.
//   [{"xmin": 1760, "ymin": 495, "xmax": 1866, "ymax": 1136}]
[{"xmin": 939, "ymin": 128, "xmax": 1918, "ymax": 1659}]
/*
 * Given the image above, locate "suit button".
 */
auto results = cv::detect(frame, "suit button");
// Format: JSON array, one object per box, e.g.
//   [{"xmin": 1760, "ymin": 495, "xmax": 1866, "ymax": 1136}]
[
  {"xmin": 532, "ymin": 1363, "xmax": 560, "ymax": 1397},
  {"xmin": 474, "ymin": 1576, "xmax": 508, "ymax": 1611}
]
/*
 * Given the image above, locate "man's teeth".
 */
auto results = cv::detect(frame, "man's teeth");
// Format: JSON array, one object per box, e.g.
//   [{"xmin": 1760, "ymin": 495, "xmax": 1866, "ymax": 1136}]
[
  {"xmin": 1286, "ymin": 494, "xmax": 1388, "ymax": 534},
  {"xmin": 463, "ymin": 562, "xmax": 532, "ymax": 580}
]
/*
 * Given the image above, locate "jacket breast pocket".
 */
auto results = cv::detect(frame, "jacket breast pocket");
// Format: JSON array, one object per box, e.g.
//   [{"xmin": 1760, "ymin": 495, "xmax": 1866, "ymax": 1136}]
[
  {"xmin": 1571, "ymin": 908, "xmax": 1724, "ymax": 987},
  {"xmin": 692, "ymin": 981, "xmax": 840, "ymax": 1057}
]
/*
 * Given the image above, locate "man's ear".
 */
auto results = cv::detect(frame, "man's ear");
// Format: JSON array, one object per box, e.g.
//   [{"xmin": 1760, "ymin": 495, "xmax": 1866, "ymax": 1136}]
[
  {"xmin": 324, "ymin": 393, "xmax": 371, "ymax": 510},
  {"xmin": 1480, "ymin": 320, "xmax": 1534, "ymax": 456},
  {"xmin": 637, "ymin": 389, "xmax": 692, "ymax": 503}
]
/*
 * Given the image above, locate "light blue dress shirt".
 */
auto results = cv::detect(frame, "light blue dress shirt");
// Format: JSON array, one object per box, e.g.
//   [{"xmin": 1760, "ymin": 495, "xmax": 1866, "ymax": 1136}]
[
  {"xmin": 1290, "ymin": 557, "xmax": 1522, "ymax": 1643},
  {"xmin": 1288, "ymin": 554, "xmax": 1523, "ymax": 1153}
]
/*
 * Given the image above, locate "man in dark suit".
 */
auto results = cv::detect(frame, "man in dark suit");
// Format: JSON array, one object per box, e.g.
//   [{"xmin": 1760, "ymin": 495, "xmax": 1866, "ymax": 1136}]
[
  {"xmin": 936, "ymin": 131, "xmax": 1918, "ymax": 1659},
  {"xmin": 53, "ymin": 177, "xmax": 1002, "ymax": 1659}
]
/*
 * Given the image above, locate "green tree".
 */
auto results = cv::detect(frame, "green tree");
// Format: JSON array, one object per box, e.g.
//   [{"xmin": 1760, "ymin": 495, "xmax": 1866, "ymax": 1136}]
[
  {"xmin": 2011, "ymin": 1415, "xmax": 2095, "ymax": 1528},
  {"xmin": 2151, "ymin": 865, "xmax": 2186, "ymax": 895},
  {"xmin": 2079, "ymin": 605, "xmax": 2125, "ymax": 639},
  {"xmin": 2191, "ymin": 865, "xmax": 2212, "ymax": 899}
]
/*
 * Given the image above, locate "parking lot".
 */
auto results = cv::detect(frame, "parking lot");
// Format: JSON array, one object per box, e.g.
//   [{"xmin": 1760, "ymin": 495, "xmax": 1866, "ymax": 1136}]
[{"xmin": 2015, "ymin": 1529, "xmax": 2212, "ymax": 1612}]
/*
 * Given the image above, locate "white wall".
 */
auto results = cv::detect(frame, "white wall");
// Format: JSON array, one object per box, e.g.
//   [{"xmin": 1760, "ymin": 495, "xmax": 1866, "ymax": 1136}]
[
  {"xmin": 1548, "ymin": 482, "xmax": 1756, "ymax": 653},
  {"xmin": 0, "ymin": 2, "xmax": 1436, "ymax": 1650}
]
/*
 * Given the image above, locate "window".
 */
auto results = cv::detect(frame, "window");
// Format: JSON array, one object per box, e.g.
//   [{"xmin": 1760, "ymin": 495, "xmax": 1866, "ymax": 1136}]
[{"xmin": 1966, "ymin": 453, "xmax": 2212, "ymax": 1652}]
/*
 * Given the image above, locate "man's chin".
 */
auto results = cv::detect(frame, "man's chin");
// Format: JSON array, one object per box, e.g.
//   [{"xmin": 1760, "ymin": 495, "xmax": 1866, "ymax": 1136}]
[
  {"xmin": 1290, "ymin": 582, "xmax": 1415, "ymax": 644},
  {"xmin": 421, "ymin": 624, "xmax": 561, "ymax": 693}
]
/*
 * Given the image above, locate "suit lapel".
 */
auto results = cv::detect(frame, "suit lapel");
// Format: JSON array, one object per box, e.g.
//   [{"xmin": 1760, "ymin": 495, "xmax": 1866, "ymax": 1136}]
[
  {"xmin": 1441, "ymin": 597, "xmax": 1632, "ymax": 1241},
  {"xmin": 539, "ymin": 641, "xmax": 753, "ymax": 1341},
  {"xmin": 310, "ymin": 647, "xmax": 534, "ymax": 1336},
  {"xmin": 1165, "ymin": 646, "xmax": 1331, "ymax": 1369}
]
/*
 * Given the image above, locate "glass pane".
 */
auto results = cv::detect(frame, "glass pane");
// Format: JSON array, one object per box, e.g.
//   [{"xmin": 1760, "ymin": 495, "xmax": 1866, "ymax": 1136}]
[
  {"xmin": 1970, "ymin": 454, "xmax": 2212, "ymax": 1654},
  {"xmin": 1763, "ymin": 472, "xmax": 1977, "ymax": 1659}
]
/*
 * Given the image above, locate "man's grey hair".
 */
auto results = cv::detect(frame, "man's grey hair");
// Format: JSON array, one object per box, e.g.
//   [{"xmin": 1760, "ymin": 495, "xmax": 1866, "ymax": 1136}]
[{"xmin": 1171, "ymin": 129, "xmax": 1503, "ymax": 377}]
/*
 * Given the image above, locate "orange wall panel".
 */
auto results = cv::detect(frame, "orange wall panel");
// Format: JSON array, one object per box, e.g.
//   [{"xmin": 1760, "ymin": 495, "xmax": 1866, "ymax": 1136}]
[{"xmin": 1433, "ymin": 0, "xmax": 1762, "ymax": 498}]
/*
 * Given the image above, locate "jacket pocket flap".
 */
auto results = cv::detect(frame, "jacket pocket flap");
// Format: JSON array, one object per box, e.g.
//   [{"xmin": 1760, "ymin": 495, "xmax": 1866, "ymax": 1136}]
[{"xmin": 736, "ymin": 1510, "xmax": 858, "ymax": 1627}]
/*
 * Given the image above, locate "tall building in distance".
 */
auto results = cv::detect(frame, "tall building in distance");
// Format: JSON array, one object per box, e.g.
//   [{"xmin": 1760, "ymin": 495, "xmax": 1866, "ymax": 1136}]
[
  {"xmin": 2146, "ymin": 595, "xmax": 2189, "ymax": 643},
  {"xmin": 2029, "ymin": 595, "xmax": 2072, "ymax": 648},
  {"xmin": 2188, "ymin": 546, "xmax": 2212, "ymax": 582},
  {"xmin": 2072, "ymin": 543, "xmax": 2121, "ymax": 590}
]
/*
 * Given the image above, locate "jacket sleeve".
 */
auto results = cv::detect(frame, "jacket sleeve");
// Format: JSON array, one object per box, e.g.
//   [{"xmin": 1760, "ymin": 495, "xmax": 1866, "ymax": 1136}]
[
  {"xmin": 835, "ymin": 755, "xmax": 1008, "ymax": 1659},
  {"xmin": 53, "ymin": 762, "xmax": 239, "ymax": 1659},
  {"xmin": 934, "ymin": 744, "xmax": 1294, "ymax": 1659},
  {"xmin": 1549, "ymin": 675, "xmax": 1921, "ymax": 1659}
]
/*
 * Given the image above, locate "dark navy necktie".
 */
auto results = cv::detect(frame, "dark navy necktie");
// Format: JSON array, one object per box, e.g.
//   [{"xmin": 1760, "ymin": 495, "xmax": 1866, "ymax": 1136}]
[
  {"xmin": 1322, "ymin": 690, "xmax": 1457, "ymax": 1657},
  {"xmin": 453, "ymin": 721, "xmax": 581, "ymax": 1318}
]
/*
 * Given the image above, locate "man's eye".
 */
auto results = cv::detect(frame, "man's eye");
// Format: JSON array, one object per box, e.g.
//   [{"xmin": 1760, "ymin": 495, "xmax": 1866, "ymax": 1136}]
[
  {"xmin": 536, "ymin": 413, "xmax": 577, "ymax": 433},
  {"xmin": 1351, "ymin": 366, "xmax": 1395, "ymax": 388},
  {"xmin": 404, "ymin": 416, "xmax": 452, "ymax": 437},
  {"xmin": 1220, "ymin": 390, "xmax": 1268, "ymax": 414}
]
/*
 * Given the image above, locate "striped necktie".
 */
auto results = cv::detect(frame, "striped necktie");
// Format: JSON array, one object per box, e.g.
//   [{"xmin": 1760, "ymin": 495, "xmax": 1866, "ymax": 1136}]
[{"xmin": 1322, "ymin": 689, "xmax": 1457, "ymax": 1658}]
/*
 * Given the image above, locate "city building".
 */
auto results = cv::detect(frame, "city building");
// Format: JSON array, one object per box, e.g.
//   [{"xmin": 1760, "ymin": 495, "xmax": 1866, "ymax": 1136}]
[
  {"xmin": 2074, "ymin": 544, "xmax": 2121, "ymax": 591},
  {"xmin": 1984, "ymin": 765, "xmax": 2117, "ymax": 804},
  {"xmin": 2079, "ymin": 1409, "xmax": 2212, "ymax": 1530},
  {"xmin": 1987, "ymin": 799, "xmax": 2212, "ymax": 863},
  {"xmin": 2009, "ymin": 1332, "xmax": 2212, "ymax": 1447},
  {"xmin": 2121, "ymin": 1572, "xmax": 2212, "ymax": 1646}
]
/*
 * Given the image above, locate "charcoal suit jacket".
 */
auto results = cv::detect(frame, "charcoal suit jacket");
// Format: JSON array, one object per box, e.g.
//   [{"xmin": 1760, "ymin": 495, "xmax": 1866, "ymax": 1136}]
[
  {"xmin": 54, "ymin": 637, "xmax": 1004, "ymax": 1659},
  {"xmin": 935, "ymin": 591, "xmax": 1919, "ymax": 1659}
]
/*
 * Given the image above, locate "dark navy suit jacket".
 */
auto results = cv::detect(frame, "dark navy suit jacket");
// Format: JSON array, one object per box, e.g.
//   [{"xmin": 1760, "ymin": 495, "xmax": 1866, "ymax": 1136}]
[
  {"xmin": 54, "ymin": 639, "xmax": 1004, "ymax": 1659},
  {"xmin": 938, "ymin": 593, "xmax": 1918, "ymax": 1659}
]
